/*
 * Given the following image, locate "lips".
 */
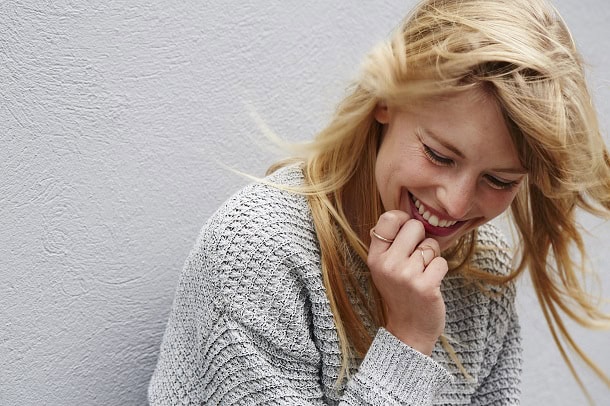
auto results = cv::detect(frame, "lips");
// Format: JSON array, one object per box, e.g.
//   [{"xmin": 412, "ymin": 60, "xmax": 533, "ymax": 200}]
[{"xmin": 408, "ymin": 193, "xmax": 465, "ymax": 237}]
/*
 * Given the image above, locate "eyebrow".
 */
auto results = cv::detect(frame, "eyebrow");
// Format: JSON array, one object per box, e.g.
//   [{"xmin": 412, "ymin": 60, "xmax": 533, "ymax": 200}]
[{"xmin": 420, "ymin": 128, "xmax": 528, "ymax": 174}]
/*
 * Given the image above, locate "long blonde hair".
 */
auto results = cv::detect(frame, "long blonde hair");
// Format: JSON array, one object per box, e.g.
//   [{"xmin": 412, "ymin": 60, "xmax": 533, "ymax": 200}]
[{"xmin": 269, "ymin": 0, "xmax": 610, "ymax": 396}]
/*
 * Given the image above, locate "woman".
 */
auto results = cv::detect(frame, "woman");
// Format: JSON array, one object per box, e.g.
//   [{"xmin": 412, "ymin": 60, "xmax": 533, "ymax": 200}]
[{"xmin": 149, "ymin": 0, "xmax": 610, "ymax": 404}]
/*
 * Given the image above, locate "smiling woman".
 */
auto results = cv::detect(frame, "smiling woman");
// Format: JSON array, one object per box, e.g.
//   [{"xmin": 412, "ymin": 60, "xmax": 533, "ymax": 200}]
[
  {"xmin": 374, "ymin": 89, "xmax": 525, "ymax": 251},
  {"xmin": 149, "ymin": 0, "xmax": 610, "ymax": 404}
]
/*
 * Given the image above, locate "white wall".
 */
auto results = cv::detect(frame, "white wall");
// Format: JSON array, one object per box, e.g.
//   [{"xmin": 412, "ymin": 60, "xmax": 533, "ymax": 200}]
[{"xmin": 1, "ymin": 1, "xmax": 608, "ymax": 404}]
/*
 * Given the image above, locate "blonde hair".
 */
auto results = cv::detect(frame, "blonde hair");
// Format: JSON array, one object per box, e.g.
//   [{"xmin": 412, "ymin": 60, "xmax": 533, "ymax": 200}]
[{"xmin": 269, "ymin": 0, "xmax": 610, "ymax": 397}]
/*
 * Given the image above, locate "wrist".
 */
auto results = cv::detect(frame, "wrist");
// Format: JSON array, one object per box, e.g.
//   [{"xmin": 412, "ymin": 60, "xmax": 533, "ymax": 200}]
[{"xmin": 385, "ymin": 325, "xmax": 438, "ymax": 356}]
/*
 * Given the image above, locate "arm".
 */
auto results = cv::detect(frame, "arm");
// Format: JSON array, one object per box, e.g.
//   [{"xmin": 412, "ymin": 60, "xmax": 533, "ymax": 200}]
[
  {"xmin": 148, "ymin": 181, "xmax": 452, "ymax": 405},
  {"xmin": 344, "ymin": 328, "xmax": 453, "ymax": 405},
  {"xmin": 149, "ymin": 312, "xmax": 451, "ymax": 405}
]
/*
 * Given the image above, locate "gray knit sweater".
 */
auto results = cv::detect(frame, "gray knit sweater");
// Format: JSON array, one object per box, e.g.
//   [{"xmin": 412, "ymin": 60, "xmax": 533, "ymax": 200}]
[{"xmin": 148, "ymin": 166, "xmax": 522, "ymax": 405}]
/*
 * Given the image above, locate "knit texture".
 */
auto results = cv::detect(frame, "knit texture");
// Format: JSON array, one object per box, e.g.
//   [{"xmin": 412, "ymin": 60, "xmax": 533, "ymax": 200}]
[{"xmin": 148, "ymin": 166, "xmax": 522, "ymax": 405}]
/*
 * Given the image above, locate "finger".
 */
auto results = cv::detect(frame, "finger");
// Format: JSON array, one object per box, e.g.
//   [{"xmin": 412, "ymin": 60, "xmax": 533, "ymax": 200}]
[
  {"xmin": 390, "ymin": 219, "xmax": 426, "ymax": 257},
  {"xmin": 369, "ymin": 210, "xmax": 411, "ymax": 256},
  {"xmin": 419, "ymin": 238, "xmax": 440, "ymax": 258},
  {"xmin": 407, "ymin": 244, "xmax": 435, "ymax": 269},
  {"xmin": 413, "ymin": 247, "xmax": 435, "ymax": 267},
  {"xmin": 370, "ymin": 228, "xmax": 395, "ymax": 244},
  {"xmin": 421, "ymin": 257, "xmax": 449, "ymax": 287},
  {"xmin": 418, "ymin": 238, "xmax": 440, "ymax": 265}
]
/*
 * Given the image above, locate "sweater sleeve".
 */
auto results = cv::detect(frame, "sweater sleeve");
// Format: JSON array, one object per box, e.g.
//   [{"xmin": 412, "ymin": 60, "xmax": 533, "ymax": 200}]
[
  {"xmin": 148, "ymin": 177, "xmax": 452, "ymax": 405},
  {"xmin": 344, "ymin": 329, "xmax": 453, "ymax": 404}
]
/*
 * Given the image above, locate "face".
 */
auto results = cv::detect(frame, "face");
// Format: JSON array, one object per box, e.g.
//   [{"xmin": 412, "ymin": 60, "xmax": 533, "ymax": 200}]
[{"xmin": 374, "ymin": 89, "xmax": 526, "ymax": 251}]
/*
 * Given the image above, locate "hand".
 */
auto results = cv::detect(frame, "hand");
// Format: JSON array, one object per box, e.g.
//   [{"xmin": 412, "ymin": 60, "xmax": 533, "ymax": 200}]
[{"xmin": 367, "ymin": 210, "xmax": 448, "ymax": 356}]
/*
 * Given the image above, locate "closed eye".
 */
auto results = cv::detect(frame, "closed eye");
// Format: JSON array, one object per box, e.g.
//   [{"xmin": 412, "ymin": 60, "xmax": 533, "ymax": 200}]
[
  {"xmin": 484, "ymin": 175, "xmax": 519, "ymax": 190},
  {"xmin": 423, "ymin": 144, "xmax": 453, "ymax": 166}
]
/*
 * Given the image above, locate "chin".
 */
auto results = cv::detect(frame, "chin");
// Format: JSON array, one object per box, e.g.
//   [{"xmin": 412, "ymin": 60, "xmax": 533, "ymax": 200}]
[
  {"xmin": 436, "ymin": 235, "xmax": 464, "ymax": 253},
  {"xmin": 434, "ymin": 220, "xmax": 485, "ymax": 253}
]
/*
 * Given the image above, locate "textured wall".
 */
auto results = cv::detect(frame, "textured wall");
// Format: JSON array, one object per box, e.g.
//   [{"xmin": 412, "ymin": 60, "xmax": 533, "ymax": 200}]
[{"xmin": 1, "ymin": 1, "xmax": 608, "ymax": 405}]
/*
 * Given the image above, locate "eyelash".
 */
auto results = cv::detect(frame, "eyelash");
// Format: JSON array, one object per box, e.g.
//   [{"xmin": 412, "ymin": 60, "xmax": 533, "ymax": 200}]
[
  {"xmin": 423, "ymin": 144, "xmax": 453, "ymax": 166},
  {"xmin": 422, "ymin": 144, "xmax": 519, "ymax": 190},
  {"xmin": 484, "ymin": 176, "xmax": 519, "ymax": 190}
]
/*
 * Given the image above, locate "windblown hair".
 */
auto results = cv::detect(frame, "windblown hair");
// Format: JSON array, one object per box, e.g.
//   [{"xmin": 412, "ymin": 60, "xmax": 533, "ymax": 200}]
[{"xmin": 269, "ymin": 0, "xmax": 610, "ymax": 398}]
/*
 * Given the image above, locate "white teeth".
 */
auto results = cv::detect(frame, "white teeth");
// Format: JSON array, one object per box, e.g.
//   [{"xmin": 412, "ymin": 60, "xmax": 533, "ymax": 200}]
[{"xmin": 412, "ymin": 197, "xmax": 458, "ymax": 228}]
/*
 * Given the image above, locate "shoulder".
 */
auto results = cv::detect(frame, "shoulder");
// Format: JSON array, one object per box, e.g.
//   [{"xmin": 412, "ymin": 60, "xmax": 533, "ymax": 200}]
[
  {"xmin": 175, "ymin": 165, "xmax": 323, "ymax": 354},
  {"xmin": 467, "ymin": 224, "xmax": 518, "ymax": 321},
  {"xmin": 472, "ymin": 222, "xmax": 513, "ymax": 278},
  {"xmin": 201, "ymin": 165, "xmax": 316, "ymax": 254},
  {"xmin": 476, "ymin": 222, "xmax": 510, "ymax": 250},
  {"xmin": 186, "ymin": 163, "xmax": 321, "ymax": 307},
  {"xmin": 196, "ymin": 163, "xmax": 319, "ymax": 274}
]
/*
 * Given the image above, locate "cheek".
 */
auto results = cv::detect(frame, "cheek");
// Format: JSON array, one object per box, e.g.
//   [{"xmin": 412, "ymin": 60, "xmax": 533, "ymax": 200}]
[
  {"xmin": 375, "ymin": 146, "xmax": 405, "ymax": 187},
  {"xmin": 374, "ymin": 153, "xmax": 389, "ymax": 193},
  {"xmin": 482, "ymin": 190, "xmax": 518, "ymax": 219},
  {"xmin": 374, "ymin": 148, "xmax": 395, "ymax": 209},
  {"xmin": 437, "ymin": 190, "xmax": 519, "ymax": 252}
]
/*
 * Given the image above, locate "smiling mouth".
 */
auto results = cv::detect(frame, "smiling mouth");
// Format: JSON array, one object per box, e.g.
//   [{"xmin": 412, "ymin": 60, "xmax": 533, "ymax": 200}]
[{"xmin": 409, "ymin": 194, "xmax": 465, "ymax": 237}]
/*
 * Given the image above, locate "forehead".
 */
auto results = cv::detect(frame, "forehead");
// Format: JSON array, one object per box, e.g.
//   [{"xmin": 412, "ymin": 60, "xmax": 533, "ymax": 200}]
[
  {"xmin": 403, "ymin": 87, "xmax": 498, "ymax": 112},
  {"xmin": 409, "ymin": 88, "xmax": 502, "ymax": 128}
]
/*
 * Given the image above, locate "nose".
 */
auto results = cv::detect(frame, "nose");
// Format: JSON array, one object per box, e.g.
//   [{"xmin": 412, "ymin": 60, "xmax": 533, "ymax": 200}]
[{"xmin": 437, "ymin": 175, "xmax": 477, "ymax": 220}]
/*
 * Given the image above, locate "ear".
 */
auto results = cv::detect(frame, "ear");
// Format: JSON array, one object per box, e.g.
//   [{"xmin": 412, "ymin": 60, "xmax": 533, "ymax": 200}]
[{"xmin": 374, "ymin": 102, "xmax": 390, "ymax": 124}]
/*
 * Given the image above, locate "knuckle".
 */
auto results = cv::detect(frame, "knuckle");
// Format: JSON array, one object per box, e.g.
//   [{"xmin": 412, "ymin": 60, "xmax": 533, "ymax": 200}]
[
  {"xmin": 405, "ymin": 219, "xmax": 425, "ymax": 235},
  {"xmin": 434, "ymin": 256, "xmax": 448, "ymax": 267},
  {"xmin": 429, "ymin": 257, "xmax": 448, "ymax": 271},
  {"xmin": 422, "ymin": 237, "xmax": 440, "ymax": 252},
  {"xmin": 366, "ymin": 254, "xmax": 381, "ymax": 269},
  {"xmin": 415, "ymin": 283, "xmax": 443, "ymax": 301},
  {"xmin": 428, "ymin": 290, "xmax": 444, "ymax": 301},
  {"xmin": 400, "ymin": 269, "xmax": 416, "ymax": 283},
  {"xmin": 378, "ymin": 210, "xmax": 402, "ymax": 224}
]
